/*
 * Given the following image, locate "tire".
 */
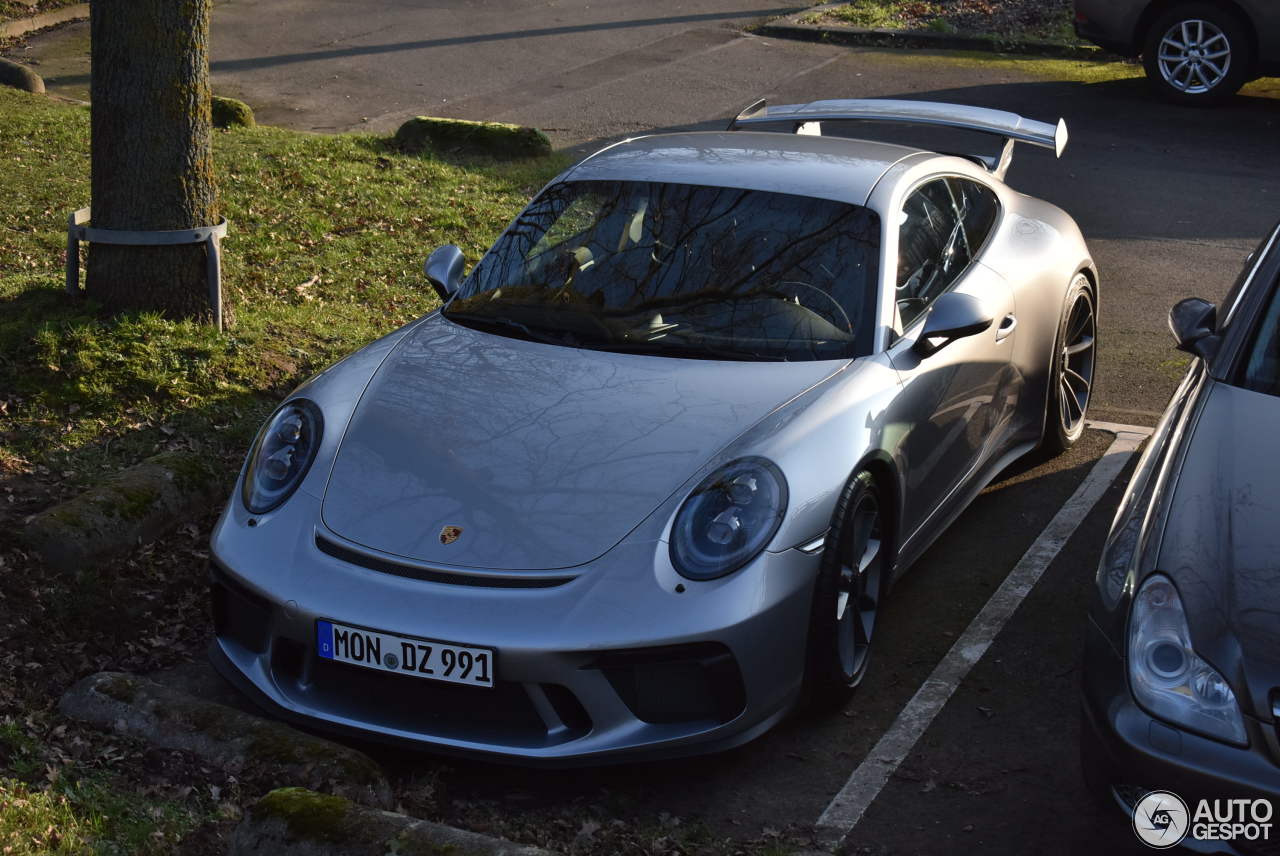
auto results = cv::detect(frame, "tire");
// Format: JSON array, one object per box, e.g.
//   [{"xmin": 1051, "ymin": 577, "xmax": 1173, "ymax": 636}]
[
  {"xmin": 1142, "ymin": 2, "xmax": 1253, "ymax": 105},
  {"xmin": 802, "ymin": 470, "xmax": 889, "ymax": 709},
  {"xmin": 1041, "ymin": 274, "xmax": 1096, "ymax": 456}
]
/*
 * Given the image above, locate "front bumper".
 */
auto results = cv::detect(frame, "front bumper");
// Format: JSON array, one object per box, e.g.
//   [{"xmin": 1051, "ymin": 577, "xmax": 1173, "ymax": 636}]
[
  {"xmin": 1081, "ymin": 618, "xmax": 1280, "ymax": 854},
  {"xmin": 208, "ymin": 491, "xmax": 820, "ymax": 765}
]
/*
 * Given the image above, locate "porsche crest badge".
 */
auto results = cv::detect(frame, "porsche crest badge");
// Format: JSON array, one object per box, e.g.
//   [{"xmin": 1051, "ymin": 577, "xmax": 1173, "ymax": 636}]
[{"xmin": 439, "ymin": 525, "xmax": 463, "ymax": 545}]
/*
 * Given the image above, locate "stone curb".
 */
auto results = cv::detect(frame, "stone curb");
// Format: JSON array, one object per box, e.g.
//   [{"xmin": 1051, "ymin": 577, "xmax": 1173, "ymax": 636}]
[
  {"xmin": 232, "ymin": 787, "xmax": 559, "ymax": 856},
  {"xmin": 0, "ymin": 3, "xmax": 88, "ymax": 40},
  {"xmin": 213, "ymin": 95, "xmax": 256, "ymax": 128},
  {"xmin": 58, "ymin": 672, "xmax": 394, "ymax": 809},
  {"xmin": 0, "ymin": 56, "xmax": 43, "ymax": 92},
  {"xmin": 394, "ymin": 116, "xmax": 552, "ymax": 159},
  {"xmin": 23, "ymin": 451, "xmax": 228, "ymax": 575},
  {"xmin": 753, "ymin": 5, "xmax": 1102, "ymax": 60}
]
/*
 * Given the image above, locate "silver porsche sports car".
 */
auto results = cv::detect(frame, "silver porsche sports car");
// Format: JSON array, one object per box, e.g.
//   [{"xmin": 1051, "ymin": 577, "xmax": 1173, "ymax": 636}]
[{"xmin": 210, "ymin": 99, "xmax": 1099, "ymax": 764}]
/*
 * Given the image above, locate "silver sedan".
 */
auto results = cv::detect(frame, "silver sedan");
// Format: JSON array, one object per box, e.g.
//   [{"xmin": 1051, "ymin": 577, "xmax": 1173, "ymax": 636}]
[{"xmin": 209, "ymin": 100, "xmax": 1099, "ymax": 763}]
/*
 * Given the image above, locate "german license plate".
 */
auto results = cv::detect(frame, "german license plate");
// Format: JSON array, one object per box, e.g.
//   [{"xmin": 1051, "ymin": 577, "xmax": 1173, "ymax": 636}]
[{"xmin": 315, "ymin": 620, "xmax": 494, "ymax": 688}]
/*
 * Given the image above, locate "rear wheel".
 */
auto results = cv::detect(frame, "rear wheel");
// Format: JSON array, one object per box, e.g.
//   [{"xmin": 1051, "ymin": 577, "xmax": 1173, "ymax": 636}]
[
  {"xmin": 802, "ymin": 470, "xmax": 888, "ymax": 708},
  {"xmin": 1041, "ymin": 275, "xmax": 1096, "ymax": 456},
  {"xmin": 1142, "ymin": 2, "xmax": 1253, "ymax": 105}
]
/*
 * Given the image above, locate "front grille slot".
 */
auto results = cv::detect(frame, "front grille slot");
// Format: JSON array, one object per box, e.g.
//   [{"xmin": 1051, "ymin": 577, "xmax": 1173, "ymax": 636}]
[
  {"xmin": 315, "ymin": 533, "xmax": 574, "ymax": 589},
  {"xmin": 590, "ymin": 642, "xmax": 746, "ymax": 725},
  {"xmin": 210, "ymin": 569, "xmax": 272, "ymax": 654}
]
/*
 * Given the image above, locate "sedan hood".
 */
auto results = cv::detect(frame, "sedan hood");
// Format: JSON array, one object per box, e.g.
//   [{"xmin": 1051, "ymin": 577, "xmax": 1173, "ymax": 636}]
[
  {"xmin": 1156, "ymin": 381, "xmax": 1280, "ymax": 722},
  {"xmin": 321, "ymin": 315, "xmax": 843, "ymax": 570}
]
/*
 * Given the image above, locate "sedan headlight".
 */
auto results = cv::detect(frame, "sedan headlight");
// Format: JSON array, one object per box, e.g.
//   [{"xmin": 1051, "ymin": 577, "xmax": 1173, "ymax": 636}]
[
  {"xmin": 670, "ymin": 458, "xmax": 787, "ymax": 581},
  {"xmin": 242, "ymin": 400, "xmax": 323, "ymax": 514},
  {"xmin": 1128, "ymin": 574, "xmax": 1247, "ymax": 746}
]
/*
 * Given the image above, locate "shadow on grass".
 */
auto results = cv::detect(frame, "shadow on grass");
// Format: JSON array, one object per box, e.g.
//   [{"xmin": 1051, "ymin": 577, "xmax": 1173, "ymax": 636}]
[{"xmin": 0, "ymin": 280, "xmax": 277, "ymax": 542}]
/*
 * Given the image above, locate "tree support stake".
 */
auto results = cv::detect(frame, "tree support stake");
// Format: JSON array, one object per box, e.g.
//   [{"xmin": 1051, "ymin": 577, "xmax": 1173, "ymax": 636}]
[{"xmin": 66, "ymin": 207, "xmax": 230, "ymax": 330}]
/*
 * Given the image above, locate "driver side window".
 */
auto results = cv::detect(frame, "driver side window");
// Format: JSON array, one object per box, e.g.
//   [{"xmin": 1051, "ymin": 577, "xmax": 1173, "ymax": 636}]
[{"xmin": 896, "ymin": 179, "xmax": 970, "ymax": 330}]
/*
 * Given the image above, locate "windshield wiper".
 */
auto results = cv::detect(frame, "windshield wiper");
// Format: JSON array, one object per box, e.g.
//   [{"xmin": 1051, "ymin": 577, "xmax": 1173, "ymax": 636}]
[{"xmin": 444, "ymin": 311, "xmax": 579, "ymax": 348}]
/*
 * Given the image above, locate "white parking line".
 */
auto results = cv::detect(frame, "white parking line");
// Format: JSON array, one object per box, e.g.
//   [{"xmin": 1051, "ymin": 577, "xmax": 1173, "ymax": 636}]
[{"xmin": 812, "ymin": 421, "xmax": 1153, "ymax": 851}]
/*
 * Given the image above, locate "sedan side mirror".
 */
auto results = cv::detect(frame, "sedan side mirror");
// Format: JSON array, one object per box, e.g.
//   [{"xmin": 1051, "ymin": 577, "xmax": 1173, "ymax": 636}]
[
  {"xmin": 424, "ymin": 245, "xmax": 465, "ymax": 301},
  {"xmin": 913, "ymin": 292, "xmax": 994, "ymax": 357},
  {"xmin": 1169, "ymin": 297, "xmax": 1219, "ymax": 361}
]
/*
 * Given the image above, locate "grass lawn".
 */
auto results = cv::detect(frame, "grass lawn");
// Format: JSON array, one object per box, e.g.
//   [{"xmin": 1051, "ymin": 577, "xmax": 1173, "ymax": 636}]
[
  {"xmin": 804, "ymin": 0, "xmax": 1082, "ymax": 45},
  {"xmin": 0, "ymin": 86, "xmax": 565, "ymax": 486},
  {"xmin": 0, "ymin": 85, "xmax": 565, "ymax": 853}
]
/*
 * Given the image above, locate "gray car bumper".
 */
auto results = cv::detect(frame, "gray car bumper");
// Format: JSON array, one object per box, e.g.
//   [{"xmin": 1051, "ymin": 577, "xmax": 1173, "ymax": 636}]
[
  {"xmin": 1080, "ymin": 618, "xmax": 1280, "ymax": 853},
  {"xmin": 208, "ymin": 491, "xmax": 821, "ymax": 765}
]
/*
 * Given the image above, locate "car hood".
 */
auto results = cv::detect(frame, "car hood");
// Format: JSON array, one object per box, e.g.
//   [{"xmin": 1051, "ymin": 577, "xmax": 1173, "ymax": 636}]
[
  {"xmin": 1156, "ymin": 381, "xmax": 1280, "ymax": 722},
  {"xmin": 320, "ymin": 315, "xmax": 844, "ymax": 571}
]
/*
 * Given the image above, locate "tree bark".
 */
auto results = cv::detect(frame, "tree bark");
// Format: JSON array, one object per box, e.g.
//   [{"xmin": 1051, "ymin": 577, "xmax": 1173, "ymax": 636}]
[{"xmin": 86, "ymin": 0, "xmax": 219, "ymax": 322}]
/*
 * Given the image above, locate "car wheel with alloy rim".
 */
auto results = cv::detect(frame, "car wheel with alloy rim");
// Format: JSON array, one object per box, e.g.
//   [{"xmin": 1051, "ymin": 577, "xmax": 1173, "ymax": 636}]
[
  {"xmin": 1142, "ymin": 2, "xmax": 1253, "ymax": 105},
  {"xmin": 1041, "ymin": 274, "xmax": 1096, "ymax": 455},
  {"xmin": 803, "ymin": 469, "xmax": 889, "ymax": 708}
]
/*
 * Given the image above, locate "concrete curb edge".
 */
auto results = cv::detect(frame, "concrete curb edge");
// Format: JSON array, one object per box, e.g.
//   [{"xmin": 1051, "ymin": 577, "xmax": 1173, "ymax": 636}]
[
  {"xmin": 0, "ymin": 3, "xmax": 88, "ymax": 40},
  {"xmin": 752, "ymin": 7, "xmax": 1103, "ymax": 60},
  {"xmin": 0, "ymin": 55, "xmax": 43, "ymax": 92}
]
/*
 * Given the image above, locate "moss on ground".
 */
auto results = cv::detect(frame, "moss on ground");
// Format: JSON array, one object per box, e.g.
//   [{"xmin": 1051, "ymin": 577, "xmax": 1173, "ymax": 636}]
[
  {"xmin": 246, "ymin": 723, "xmax": 384, "ymax": 786},
  {"xmin": 44, "ymin": 504, "xmax": 89, "ymax": 530},
  {"xmin": 254, "ymin": 787, "xmax": 353, "ymax": 843},
  {"xmin": 395, "ymin": 116, "xmax": 552, "ymax": 159},
  {"xmin": 111, "ymin": 482, "xmax": 161, "ymax": 521},
  {"xmin": 159, "ymin": 697, "xmax": 243, "ymax": 742},
  {"xmin": 96, "ymin": 673, "xmax": 138, "ymax": 704},
  {"xmin": 150, "ymin": 450, "xmax": 222, "ymax": 494},
  {"xmin": 211, "ymin": 95, "xmax": 254, "ymax": 129}
]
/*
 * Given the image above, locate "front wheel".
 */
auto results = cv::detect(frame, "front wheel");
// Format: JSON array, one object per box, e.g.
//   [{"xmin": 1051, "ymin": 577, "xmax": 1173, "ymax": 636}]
[
  {"xmin": 802, "ymin": 470, "xmax": 888, "ymax": 709},
  {"xmin": 1142, "ymin": 3, "xmax": 1253, "ymax": 105},
  {"xmin": 1041, "ymin": 274, "xmax": 1096, "ymax": 456}
]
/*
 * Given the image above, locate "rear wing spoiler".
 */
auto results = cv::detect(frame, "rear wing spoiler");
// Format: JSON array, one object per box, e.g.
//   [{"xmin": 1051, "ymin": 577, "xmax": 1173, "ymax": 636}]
[{"xmin": 727, "ymin": 99, "xmax": 1067, "ymax": 179}]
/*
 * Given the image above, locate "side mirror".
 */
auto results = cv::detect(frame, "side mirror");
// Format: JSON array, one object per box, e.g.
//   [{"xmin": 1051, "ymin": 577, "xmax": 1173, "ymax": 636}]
[
  {"xmin": 1169, "ymin": 297, "xmax": 1219, "ymax": 361},
  {"xmin": 913, "ymin": 292, "xmax": 994, "ymax": 357},
  {"xmin": 424, "ymin": 245, "xmax": 465, "ymax": 301}
]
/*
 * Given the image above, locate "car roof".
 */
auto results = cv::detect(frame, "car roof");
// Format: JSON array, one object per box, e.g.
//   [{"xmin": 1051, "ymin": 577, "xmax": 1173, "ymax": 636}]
[{"xmin": 563, "ymin": 131, "xmax": 925, "ymax": 208}]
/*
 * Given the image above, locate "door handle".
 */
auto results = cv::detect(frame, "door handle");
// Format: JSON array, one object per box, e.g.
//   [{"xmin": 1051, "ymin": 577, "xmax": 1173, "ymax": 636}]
[{"xmin": 995, "ymin": 313, "xmax": 1017, "ymax": 342}]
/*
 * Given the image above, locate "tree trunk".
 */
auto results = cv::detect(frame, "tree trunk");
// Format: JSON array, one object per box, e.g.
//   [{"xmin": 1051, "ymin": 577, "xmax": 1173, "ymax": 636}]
[{"xmin": 86, "ymin": 0, "xmax": 219, "ymax": 322}]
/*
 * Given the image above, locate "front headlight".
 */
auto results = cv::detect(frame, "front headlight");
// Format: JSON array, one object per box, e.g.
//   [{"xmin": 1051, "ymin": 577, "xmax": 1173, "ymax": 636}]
[
  {"xmin": 670, "ymin": 457, "xmax": 787, "ymax": 581},
  {"xmin": 242, "ymin": 399, "xmax": 324, "ymax": 514},
  {"xmin": 1128, "ymin": 574, "xmax": 1247, "ymax": 746}
]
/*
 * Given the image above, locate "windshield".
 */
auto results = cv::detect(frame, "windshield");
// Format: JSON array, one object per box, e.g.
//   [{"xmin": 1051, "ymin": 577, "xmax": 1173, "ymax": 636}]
[
  {"xmin": 443, "ymin": 180, "xmax": 881, "ymax": 361},
  {"xmin": 1238, "ymin": 272, "xmax": 1280, "ymax": 396}
]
